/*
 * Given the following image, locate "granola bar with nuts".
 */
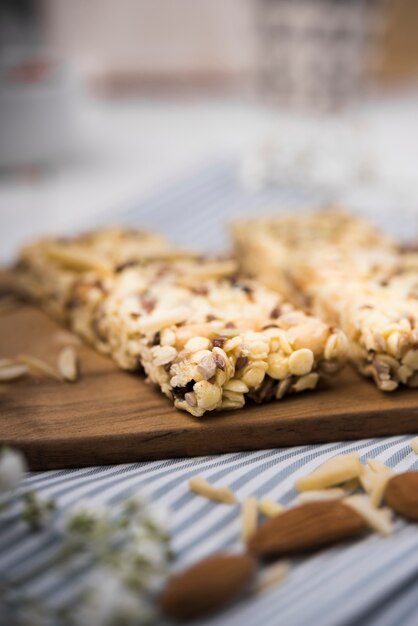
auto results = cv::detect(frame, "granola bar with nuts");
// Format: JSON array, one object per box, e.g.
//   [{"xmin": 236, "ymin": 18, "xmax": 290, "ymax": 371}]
[
  {"xmin": 232, "ymin": 209, "xmax": 418, "ymax": 391},
  {"xmin": 13, "ymin": 227, "xmax": 348, "ymax": 416}
]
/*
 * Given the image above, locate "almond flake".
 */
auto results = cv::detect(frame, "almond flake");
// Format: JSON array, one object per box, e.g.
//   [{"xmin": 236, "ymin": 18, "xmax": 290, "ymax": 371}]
[
  {"xmin": 295, "ymin": 455, "xmax": 364, "ymax": 492},
  {"xmin": 344, "ymin": 495, "xmax": 393, "ymax": 536},
  {"xmin": 58, "ymin": 347, "xmax": 78, "ymax": 382},
  {"xmin": 367, "ymin": 458, "xmax": 392, "ymax": 474},
  {"xmin": 46, "ymin": 244, "xmax": 112, "ymax": 275},
  {"xmin": 189, "ymin": 476, "xmax": 236, "ymax": 505},
  {"xmin": 18, "ymin": 354, "xmax": 63, "ymax": 381},
  {"xmin": 258, "ymin": 499, "xmax": 284, "ymax": 518},
  {"xmin": 242, "ymin": 496, "xmax": 258, "ymax": 544},
  {"xmin": 298, "ymin": 488, "xmax": 346, "ymax": 504},
  {"xmin": 0, "ymin": 364, "xmax": 28, "ymax": 382},
  {"xmin": 410, "ymin": 437, "xmax": 418, "ymax": 455}
]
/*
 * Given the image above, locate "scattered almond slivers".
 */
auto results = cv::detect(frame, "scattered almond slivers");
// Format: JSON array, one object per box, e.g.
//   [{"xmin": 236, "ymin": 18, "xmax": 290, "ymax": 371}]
[
  {"xmin": 258, "ymin": 498, "xmax": 284, "ymax": 518},
  {"xmin": 410, "ymin": 437, "xmax": 418, "ymax": 455},
  {"xmin": 18, "ymin": 354, "xmax": 63, "ymax": 382},
  {"xmin": 58, "ymin": 347, "xmax": 78, "ymax": 382},
  {"xmin": 254, "ymin": 561, "xmax": 288, "ymax": 594},
  {"xmin": 298, "ymin": 487, "xmax": 346, "ymax": 504},
  {"xmin": 242, "ymin": 497, "xmax": 258, "ymax": 544},
  {"xmin": 295, "ymin": 455, "xmax": 364, "ymax": 492},
  {"xmin": 188, "ymin": 476, "xmax": 236, "ymax": 505},
  {"xmin": 0, "ymin": 364, "xmax": 28, "ymax": 382},
  {"xmin": 344, "ymin": 495, "xmax": 394, "ymax": 536},
  {"xmin": 46, "ymin": 243, "xmax": 112, "ymax": 275}
]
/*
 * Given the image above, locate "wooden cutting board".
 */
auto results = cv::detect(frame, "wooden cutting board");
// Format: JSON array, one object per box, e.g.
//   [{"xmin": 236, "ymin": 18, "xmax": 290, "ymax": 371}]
[{"xmin": 1, "ymin": 305, "xmax": 418, "ymax": 470}]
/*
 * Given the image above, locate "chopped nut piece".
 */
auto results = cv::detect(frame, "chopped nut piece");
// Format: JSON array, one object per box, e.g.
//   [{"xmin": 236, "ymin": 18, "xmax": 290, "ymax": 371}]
[
  {"xmin": 295, "ymin": 455, "xmax": 364, "ymax": 492},
  {"xmin": 410, "ymin": 436, "xmax": 418, "ymax": 455},
  {"xmin": 18, "ymin": 354, "xmax": 63, "ymax": 381},
  {"xmin": 298, "ymin": 488, "xmax": 346, "ymax": 503},
  {"xmin": 344, "ymin": 495, "xmax": 393, "ymax": 536},
  {"xmin": 258, "ymin": 499, "xmax": 284, "ymax": 518},
  {"xmin": 0, "ymin": 364, "xmax": 28, "ymax": 382},
  {"xmin": 242, "ymin": 496, "xmax": 258, "ymax": 544},
  {"xmin": 57, "ymin": 347, "xmax": 78, "ymax": 382},
  {"xmin": 188, "ymin": 476, "xmax": 236, "ymax": 504}
]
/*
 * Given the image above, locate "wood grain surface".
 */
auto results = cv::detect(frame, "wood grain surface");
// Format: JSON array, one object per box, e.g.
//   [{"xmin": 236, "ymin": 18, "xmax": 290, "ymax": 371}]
[{"xmin": 1, "ymin": 305, "xmax": 418, "ymax": 470}]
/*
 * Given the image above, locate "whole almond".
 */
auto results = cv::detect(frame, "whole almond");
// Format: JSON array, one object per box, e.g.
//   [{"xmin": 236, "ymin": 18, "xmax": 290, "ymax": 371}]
[
  {"xmin": 247, "ymin": 501, "xmax": 367, "ymax": 558},
  {"xmin": 385, "ymin": 472, "xmax": 418, "ymax": 521},
  {"xmin": 159, "ymin": 553, "xmax": 256, "ymax": 621}
]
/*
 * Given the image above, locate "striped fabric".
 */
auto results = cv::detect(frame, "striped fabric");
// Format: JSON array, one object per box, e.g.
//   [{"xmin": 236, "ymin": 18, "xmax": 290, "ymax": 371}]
[{"xmin": 3, "ymin": 160, "xmax": 418, "ymax": 625}]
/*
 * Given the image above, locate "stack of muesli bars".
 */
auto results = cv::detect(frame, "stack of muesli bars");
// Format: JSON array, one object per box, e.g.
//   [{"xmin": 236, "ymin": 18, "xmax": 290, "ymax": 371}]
[
  {"xmin": 233, "ymin": 210, "xmax": 418, "ymax": 391},
  {"xmin": 13, "ymin": 227, "xmax": 347, "ymax": 416}
]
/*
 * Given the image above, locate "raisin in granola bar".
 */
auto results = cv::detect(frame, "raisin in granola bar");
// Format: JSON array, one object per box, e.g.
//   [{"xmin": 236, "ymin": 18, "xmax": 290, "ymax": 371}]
[
  {"xmin": 13, "ymin": 227, "xmax": 347, "ymax": 416},
  {"xmin": 232, "ymin": 209, "xmax": 418, "ymax": 391}
]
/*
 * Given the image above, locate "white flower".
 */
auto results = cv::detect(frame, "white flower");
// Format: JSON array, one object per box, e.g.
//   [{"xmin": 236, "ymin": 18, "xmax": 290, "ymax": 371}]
[
  {"xmin": 0, "ymin": 447, "xmax": 27, "ymax": 492},
  {"xmin": 60, "ymin": 498, "xmax": 109, "ymax": 535},
  {"xmin": 77, "ymin": 568, "xmax": 153, "ymax": 626}
]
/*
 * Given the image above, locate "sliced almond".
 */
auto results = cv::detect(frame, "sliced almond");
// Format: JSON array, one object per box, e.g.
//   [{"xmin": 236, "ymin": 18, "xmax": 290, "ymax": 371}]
[
  {"xmin": 18, "ymin": 354, "xmax": 63, "ymax": 382},
  {"xmin": 254, "ymin": 561, "xmax": 288, "ymax": 594},
  {"xmin": 359, "ymin": 466, "xmax": 376, "ymax": 495},
  {"xmin": 159, "ymin": 553, "xmax": 256, "ymax": 621},
  {"xmin": 367, "ymin": 458, "xmax": 392, "ymax": 474},
  {"xmin": 58, "ymin": 347, "xmax": 78, "ymax": 382},
  {"xmin": 298, "ymin": 488, "xmax": 346, "ymax": 504},
  {"xmin": 295, "ymin": 455, "xmax": 364, "ymax": 492},
  {"xmin": 344, "ymin": 495, "xmax": 393, "ymax": 536},
  {"xmin": 242, "ymin": 497, "xmax": 258, "ymax": 544},
  {"xmin": 410, "ymin": 437, "xmax": 418, "ymax": 455},
  {"xmin": 189, "ymin": 476, "xmax": 236, "ymax": 505},
  {"xmin": 46, "ymin": 243, "xmax": 112, "ymax": 275},
  {"xmin": 247, "ymin": 501, "xmax": 368, "ymax": 557},
  {"xmin": 0, "ymin": 364, "xmax": 28, "ymax": 382},
  {"xmin": 370, "ymin": 471, "xmax": 392, "ymax": 508},
  {"xmin": 385, "ymin": 472, "xmax": 418, "ymax": 521},
  {"xmin": 258, "ymin": 499, "xmax": 284, "ymax": 518}
]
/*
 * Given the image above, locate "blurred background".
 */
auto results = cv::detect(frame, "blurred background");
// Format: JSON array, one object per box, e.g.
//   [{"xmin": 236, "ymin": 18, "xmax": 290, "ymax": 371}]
[{"xmin": 1, "ymin": 0, "xmax": 418, "ymax": 262}]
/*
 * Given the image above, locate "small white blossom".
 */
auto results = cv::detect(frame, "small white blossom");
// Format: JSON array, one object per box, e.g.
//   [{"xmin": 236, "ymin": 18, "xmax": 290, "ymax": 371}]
[
  {"xmin": 0, "ymin": 447, "xmax": 27, "ymax": 492},
  {"xmin": 77, "ymin": 568, "xmax": 153, "ymax": 626},
  {"xmin": 60, "ymin": 498, "xmax": 109, "ymax": 536}
]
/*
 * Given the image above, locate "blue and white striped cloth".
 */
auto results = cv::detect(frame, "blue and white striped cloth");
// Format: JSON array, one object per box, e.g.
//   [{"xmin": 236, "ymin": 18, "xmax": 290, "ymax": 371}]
[{"xmin": 3, "ymin": 160, "xmax": 418, "ymax": 626}]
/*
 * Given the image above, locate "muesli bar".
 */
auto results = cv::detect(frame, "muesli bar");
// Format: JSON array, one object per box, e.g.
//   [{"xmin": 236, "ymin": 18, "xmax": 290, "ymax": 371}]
[
  {"xmin": 232, "ymin": 210, "xmax": 418, "ymax": 391},
  {"xmin": 13, "ymin": 228, "xmax": 347, "ymax": 416}
]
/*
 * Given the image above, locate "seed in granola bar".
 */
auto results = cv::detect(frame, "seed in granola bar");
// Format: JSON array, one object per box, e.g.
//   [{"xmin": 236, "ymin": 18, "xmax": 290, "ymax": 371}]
[
  {"xmin": 197, "ymin": 354, "xmax": 217, "ymax": 380},
  {"xmin": 152, "ymin": 332, "xmax": 161, "ymax": 346},
  {"xmin": 235, "ymin": 355, "xmax": 248, "ymax": 371},
  {"xmin": 142, "ymin": 296, "xmax": 156, "ymax": 314},
  {"xmin": 214, "ymin": 353, "xmax": 226, "ymax": 371},
  {"xmin": 213, "ymin": 336, "xmax": 226, "ymax": 348},
  {"xmin": 185, "ymin": 392, "xmax": 198, "ymax": 407},
  {"xmin": 206, "ymin": 314, "xmax": 218, "ymax": 322},
  {"xmin": 270, "ymin": 306, "xmax": 281, "ymax": 319}
]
